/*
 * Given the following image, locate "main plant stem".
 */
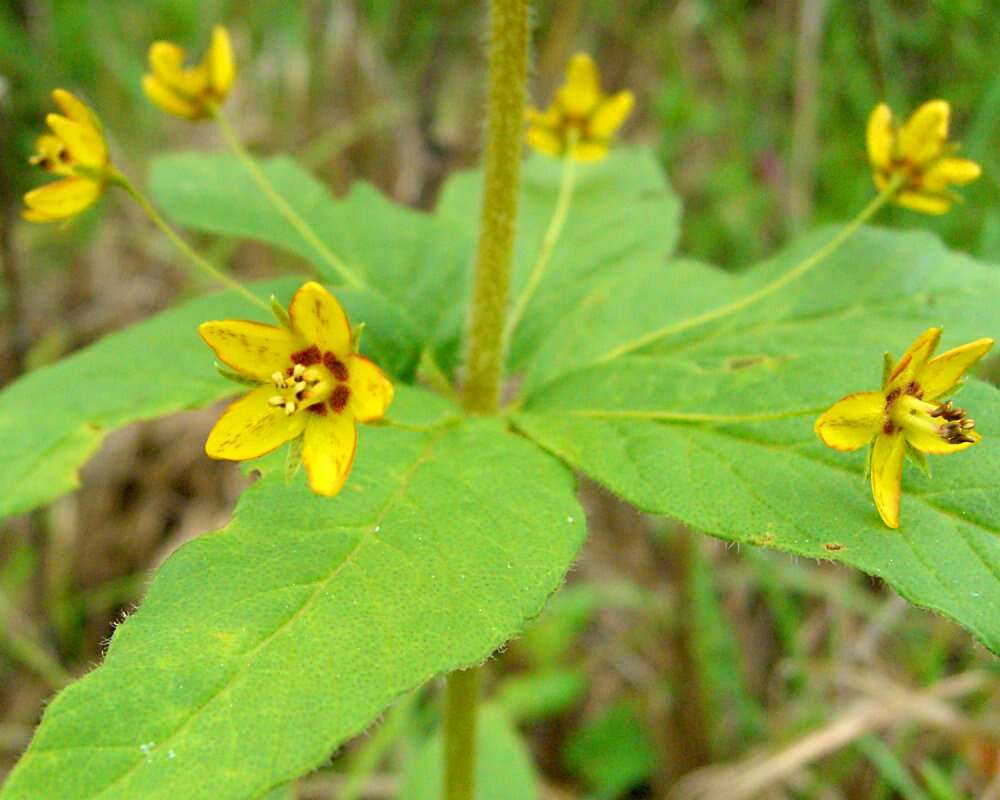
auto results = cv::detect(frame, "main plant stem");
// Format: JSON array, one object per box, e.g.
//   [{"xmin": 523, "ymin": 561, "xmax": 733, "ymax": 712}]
[
  {"xmin": 461, "ymin": 0, "xmax": 530, "ymax": 416},
  {"xmin": 444, "ymin": 667, "xmax": 482, "ymax": 800},
  {"xmin": 447, "ymin": 1, "xmax": 529, "ymax": 798}
]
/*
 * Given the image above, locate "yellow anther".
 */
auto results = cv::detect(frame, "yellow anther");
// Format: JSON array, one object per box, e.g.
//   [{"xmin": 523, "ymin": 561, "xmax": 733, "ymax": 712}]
[
  {"xmin": 284, "ymin": 401, "xmax": 296, "ymax": 415},
  {"xmin": 267, "ymin": 395, "xmax": 284, "ymax": 407},
  {"xmin": 271, "ymin": 371, "xmax": 287, "ymax": 388},
  {"xmin": 292, "ymin": 363, "xmax": 306, "ymax": 378}
]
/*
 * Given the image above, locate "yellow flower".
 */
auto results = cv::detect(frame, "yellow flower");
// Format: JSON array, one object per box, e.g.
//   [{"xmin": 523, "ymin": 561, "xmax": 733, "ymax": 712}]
[
  {"xmin": 143, "ymin": 25, "xmax": 235, "ymax": 119},
  {"xmin": 23, "ymin": 90, "xmax": 110, "ymax": 223},
  {"xmin": 815, "ymin": 328, "xmax": 993, "ymax": 528},
  {"xmin": 867, "ymin": 100, "xmax": 981, "ymax": 214},
  {"xmin": 526, "ymin": 53, "xmax": 634, "ymax": 162},
  {"xmin": 200, "ymin": 282, "xmax": 394, "ymax": 497}
]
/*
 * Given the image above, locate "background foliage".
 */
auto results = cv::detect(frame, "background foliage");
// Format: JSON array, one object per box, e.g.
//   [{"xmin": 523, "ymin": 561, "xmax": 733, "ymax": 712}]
[{"xmin": 2, "ymin": 1, "xmax": 1000, "ymax": 798}]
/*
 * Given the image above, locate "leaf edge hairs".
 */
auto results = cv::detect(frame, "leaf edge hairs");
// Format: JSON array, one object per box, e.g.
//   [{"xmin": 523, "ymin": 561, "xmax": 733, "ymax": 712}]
[
  {"xmin": 200, "ymin": 282, "xmax": 394, "ymax": 497},
  {"xmin": 815, "ymin": 328, "xmax": 993, "ymax": 528},
  {"xmin": 867, "ymin": 99, "xmax": 981, "ymax": 215}
]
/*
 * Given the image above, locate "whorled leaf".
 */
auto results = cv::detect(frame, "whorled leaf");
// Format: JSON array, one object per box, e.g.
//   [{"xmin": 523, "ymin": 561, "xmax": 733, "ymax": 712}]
[
  {"xmin": 523, "ymin": 226, "xmax": 1000, "ymax": 391},
  {"xmin": 515, "ymin": 365, "xmax": 1000, "ymax": 652},
  {"xmin": 1, "ymin": 389, "xmax": 585, "ymax": 799},
  {"xmin": 514, "ymin": 222, "xmax": 1000, "ymax": 654}
]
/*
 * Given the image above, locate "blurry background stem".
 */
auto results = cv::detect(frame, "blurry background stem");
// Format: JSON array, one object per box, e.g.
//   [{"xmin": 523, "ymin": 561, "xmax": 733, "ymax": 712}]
[
  {"xmin": 502, "ymin": 143, "xmax": 577, "ymax": 355},
  {"xmin": 786, "ymin": 0, "xmax": 827, "ymax": 232},
  {"xmin": 114, "ymin": 174, "xmax": 269, "ymax": 312},
  {"xmin": 211, "ymin": 105, "xmax": 367, "ymax": 290},
  {"xmin": 449, "ymin": 0, "xmax": 530, "ymax": 797}
]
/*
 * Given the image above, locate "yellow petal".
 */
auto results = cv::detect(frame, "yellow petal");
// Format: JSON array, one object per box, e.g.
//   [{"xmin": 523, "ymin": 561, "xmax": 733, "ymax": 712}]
[
  {"xmin": 894, "ymin": 190, "xmax": 951, "ymax": 215},
  {"xmin": 149, "ymin": 41, "xmax": 186, "ymax": 75},
  {"xmin": 571, "ymin": 140, "xmax": 609, "ymax": 162},
  {"xmin": 814, "ymin": 391, "xmax": 884, "ymax": 451},
  {"xmin": 288, "ymin": 282, "xmax": 351, "ymax": 357},
  {"xmin": 22, "ymin": 207, "xmax": 58, "ymax": 222},
  {"xmin": 23, "ymin": 178, "xmax": 101, "ymax": 221},
  {"xmin": 588, "ymin": 90, "xmax": 634, "ymax": 140},
  {"xmin": 51, "ymin": 89, "xmax": 102, "ymax": 135},
  {"xmin": 898, "ymin": 99, "xmax": 949, "ymax": 165},
  {"xmin": 904, "ymin": 419, "xmax": 979, "ymax": 456},
  {"xmin": 302, "ymin": 409, "xmax": 358, "ymax": 496},
  {"xmin": 871, "ymin": 431, "xmax": 906, "ymax": 529},
  {"xmin": 347, "ymin": 354, "xmax": 394, "ymax": 422},
  {"xmin": 526, "ymin": 126, "xmax": 563, "ymax": 157},
  {"xmin": 46, "ymin": 114, "xmax": 106, "ymax": 167},
  {"xmin": 557, "ymin": 53, "xmax": 601, "ymax": 117},
  {"xmin": 887, "ymin": 328, "xmax": 941, "ymax": 393},
  {"xmin": 918, "ymin": 338, "xmax": 994, "ymax": 399},
  {"xmin": 207, "ymin": 25, "xmax": 236, "ymax": 96},
  {"xmin": 866, "ymin": 103, "xmax": 894, "ymax": 169},
  {"xmin": 199, "ymin": 320, "xmax": 302, "ymax": 381},
  {"xmin": 143, "ymin": 74, "xmax": 201, "ymax": 119},
  {"xmin": 206, "ymin": 386, "xmax": 306, "ymax": 461},
  {"xmin": 922, "ymin": 157, "xmax": 981, "ymax": 190}
]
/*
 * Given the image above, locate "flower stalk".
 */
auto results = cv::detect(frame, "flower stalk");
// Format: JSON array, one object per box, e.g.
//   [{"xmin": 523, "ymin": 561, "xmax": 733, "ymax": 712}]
[
  {"xmin": 596, "ymin": 172, "xmax": 907, "ymax": 364},
  {"xmin": 447, "ymin": 0, "xmax": 529, "ymax": 798},
  {"xmin": 502, "ymin": 142, "xmax": 578, "ymax": 355},
  {"xmin": 113, "ymin": 172, "xmax": 269, "ymax": 311},
  {"xmin": 210, "ymin": 105, "xmax": 367, "ymax": 290}
]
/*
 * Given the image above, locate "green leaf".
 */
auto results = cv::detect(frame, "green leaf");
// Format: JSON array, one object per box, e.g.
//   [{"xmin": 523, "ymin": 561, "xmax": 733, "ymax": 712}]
[
  {"xmin": 514, "ymin": 227, "xmax": 1000, "ymax": 653},
  {"xmin": 523, "ymin": 226, "xmax": 1000, "ymax": 391},
  {"xmin": 0, "ymin": 280, "xmax": 419, "ymax": 522},
  {"xmin": 150, "ymin": 153, "xmax": 472, "ymax": 358},
  {"xmin": 562, "ymin": 701, "xmax": 656, "ymax": 798},
  {"xmin": 436, "ymin": 149, "xmax": 681, "ymax": 370},
  {"xmin": 398, "ymin": 705, "xmax": 538, "ymax": 800},
  {"xmin": 1, "ymin": 396, "xmax": 584, "ymax": 799},
  {"xmin": 515, "ymin": 375, "xmax": 1000, "ymax": 653}
]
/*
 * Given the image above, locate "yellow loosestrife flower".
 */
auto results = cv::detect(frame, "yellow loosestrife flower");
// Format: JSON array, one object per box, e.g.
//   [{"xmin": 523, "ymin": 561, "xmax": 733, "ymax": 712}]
[
  {"xmin": 143, "ymin": 25, "xmax": 235, "ymax": 119},
  {"xmin": 23, "ymin": 90, "xmax": 110, "ymax": 223},
  {"xmin": 867, "ymin": 100, "xmax": 981, "ymax": 214},
  {"xmin": 526, "ymin": 53, "xmax": 634, "ymax": 162},
  {"xmin": 815, "ymin": 328, "xmax": 993, "ymax": 528},
  {"xmin": 200, "ymin": 282, "xmax": 394, "ymax": 497}
]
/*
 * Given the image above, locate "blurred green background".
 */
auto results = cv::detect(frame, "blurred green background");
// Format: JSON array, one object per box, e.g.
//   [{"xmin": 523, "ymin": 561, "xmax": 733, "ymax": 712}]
[{"xmin": 2, "ymin": 1, "xmax": 1000, "ymax": 798}]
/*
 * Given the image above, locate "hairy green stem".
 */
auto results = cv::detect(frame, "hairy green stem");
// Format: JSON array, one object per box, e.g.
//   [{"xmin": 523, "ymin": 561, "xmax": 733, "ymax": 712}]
[
  {"xmin": 461, "ymin": 0, "xmax": 530, "ymax": 415},
  {"xmin": 595, "ymin": 173, "xmax": 906, "ymax": 364},
  {"xmin": 446, "ymin": 1, "xmax": 529, "ymax": 797},
  {"xmin": 502, "ymin": 148, "xmax": 577, "ymax": 354},
  {"xmin": 211, "ymin": 106, "xmax": 367, "ymax": 290},
  {"xmin": 444, "ymin": 668, "xmax": 481, "ymax": 800},
  {"xmin": 115, "ymin": 173, "xmax": 269, "ymax": 312}
]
